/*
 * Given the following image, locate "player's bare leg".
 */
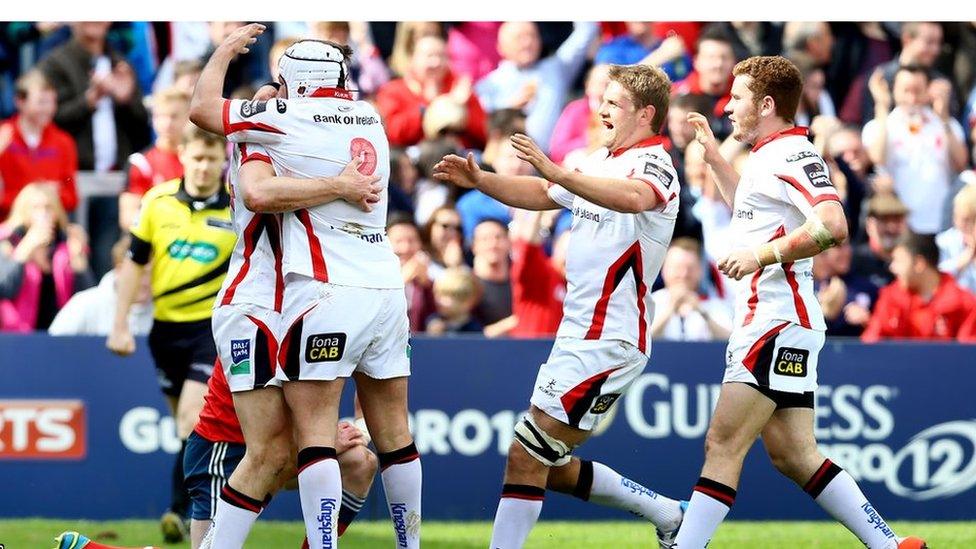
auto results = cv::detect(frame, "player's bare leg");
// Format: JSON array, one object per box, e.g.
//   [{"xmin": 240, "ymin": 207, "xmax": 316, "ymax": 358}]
[
  {"xmin": 282, "ymin": 379, "xmax": 345, "ymax": 549},
  {"xmin": 283, "ymin": 379, "xmax": 345, "ymax": 549},
  {"xmin": 190, "ymin": 518, "xmax": 209, "ymax": 549},
  {"xmin": 208, "ymin": 387, "xmax": 291, "ymax": 548},
  {"xmin": 490, "ymin": 406, "xmax": 589, "ymax": 548},
  {"xmin": 762, "ymin": 408, "xmax": 920, "ymax": 549},
  {"xmin": 176, "ymin": 379, "xmax": 210, "ymax": 439},
  {"xmin": 547, "ymin": 456, "xmax": 684, "ymax": 542},
  {"xmin": 673, "ymin": 383, "xmax": 776, "ymax": 548},
  {"xmin": 336, "ymin": 444, "xmax": 379, "ymax": 535},
  {"xmin": 354, "ymin": 373, "xmax": 421, "ymax": 549}
]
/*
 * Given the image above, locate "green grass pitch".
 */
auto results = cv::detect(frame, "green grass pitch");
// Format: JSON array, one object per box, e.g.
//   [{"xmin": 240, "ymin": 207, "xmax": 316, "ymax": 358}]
[{"xmin": 1, "ymin": 519, "xmax": 974, "ymax": 548}]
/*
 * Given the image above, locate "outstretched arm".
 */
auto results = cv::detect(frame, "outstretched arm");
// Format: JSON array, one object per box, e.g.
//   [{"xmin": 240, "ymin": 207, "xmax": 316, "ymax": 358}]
[
  {"xmin": 510, "ymin": 133, "xmax": 662, "ymax": 214},
  {"xmin": 189, "ymin": 23, "xmax": 266, "ymax": 134},
  {"xmin": 432, "ymin": 152, "xmax": 559, "ymax": 211}
]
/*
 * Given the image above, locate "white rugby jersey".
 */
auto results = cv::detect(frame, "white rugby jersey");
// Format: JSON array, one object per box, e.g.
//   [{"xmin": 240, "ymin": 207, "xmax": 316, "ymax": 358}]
[
  {"xmin": 728, "ymin": 127, "xmax": 839, "ymax": 332},
  {"xmin": 221, "ymin": 89, "xmax": 402, "ymax": 289},
  {"xmin": 862, "ymin": 106, "xmax": 966, "ymax": 234},
  {"xmin": 547, "ymin": 136, "xmax": 679, "ymax": 355},
  {"xmin": 215, "ymin": 143, "xmax": 285, "ymax": 312}
]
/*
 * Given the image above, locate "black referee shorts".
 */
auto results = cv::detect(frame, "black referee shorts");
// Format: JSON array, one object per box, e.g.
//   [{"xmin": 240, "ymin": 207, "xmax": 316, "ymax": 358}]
[{"xmin": 148, "ymin": 318, "xmax": 217, "ymax": 398}]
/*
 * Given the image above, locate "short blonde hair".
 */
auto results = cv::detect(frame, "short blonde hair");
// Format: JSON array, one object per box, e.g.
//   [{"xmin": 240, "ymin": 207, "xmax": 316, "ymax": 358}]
[
  {"xmin": 4, "ymin": 183, "xmax": 69, "ymax": 232},
  {"xmin": 151, "ymin": 87, "xmax": 191, "ymax": 111},
  {"xmin": 607, "ymin": 64, "xmax": 672, "ymax": 132},
  {"xmin": 434, "ymin": 267, "xmax": 481, "ymax": 302}
]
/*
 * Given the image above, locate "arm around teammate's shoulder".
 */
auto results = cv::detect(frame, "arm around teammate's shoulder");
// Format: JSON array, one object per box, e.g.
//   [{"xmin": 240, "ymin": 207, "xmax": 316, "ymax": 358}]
[{"xmin": 240, "ymin": 155, "xmax": 381, "ymax": 213}]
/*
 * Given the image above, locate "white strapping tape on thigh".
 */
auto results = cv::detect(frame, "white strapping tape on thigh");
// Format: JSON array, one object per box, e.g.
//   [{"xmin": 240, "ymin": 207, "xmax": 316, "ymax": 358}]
[{"xmin": 513, "ymin": 414, "xmax": 573, "ymax": 467}]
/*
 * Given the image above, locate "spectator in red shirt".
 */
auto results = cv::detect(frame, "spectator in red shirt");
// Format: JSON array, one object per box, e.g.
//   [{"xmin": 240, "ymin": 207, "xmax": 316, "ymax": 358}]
[
  {"xmin": 0, "ymin": 70, "xmax": 78, "ymax": 221},
  {"xmin": 118, "ymin": 87, "xmax": 189, "ymax": 230},
  {"xmin": 509, "ymin": 209, "xmax": 566, "ymax": 338},
  {"xmin": 862, "ymin": 232, "xmax": 976, "ymax": 342},
  {"xmin": 376, "ymin": 34, "xmax": 487, "ymax": 150},
  {"xmin": 672, "ymin": 28, "xmax": 737, "ymax": 140},
  {"xmin": 960, "ymin": 307, "xmax": 976, "ymax": 343}
]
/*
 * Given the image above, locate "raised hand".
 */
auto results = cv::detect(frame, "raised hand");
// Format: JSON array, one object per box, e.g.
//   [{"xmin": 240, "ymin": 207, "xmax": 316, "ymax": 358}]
[
  {"xmin": 868, "ymin": 69, "xmax": 891, "ymax": 112},
  {"xmin": 511, "ymin": 133, "xmax": 564, "ymax": 183},
  {"xmin": 219, "ymin": 23, "xmax": 266, "ymax": 56},
  {"xmin": 432, "ymin": 152, "xmax": 482, "ymax": 189},
  {"xmin": 687, "ymin": 111, "xmax": 720, "ymax": 163}
]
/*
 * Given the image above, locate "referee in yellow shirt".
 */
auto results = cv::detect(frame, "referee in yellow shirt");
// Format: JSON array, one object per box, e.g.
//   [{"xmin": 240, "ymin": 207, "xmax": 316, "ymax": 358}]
[{"xmin": 108, "ymin": 124, "xmax": 235, "ymax": 542}]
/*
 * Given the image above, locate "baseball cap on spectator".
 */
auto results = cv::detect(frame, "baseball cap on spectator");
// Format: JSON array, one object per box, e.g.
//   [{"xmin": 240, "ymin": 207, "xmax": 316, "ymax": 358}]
[{"xmin": 867, "ymin": 193, "xmax": 909, "ymax": 218}]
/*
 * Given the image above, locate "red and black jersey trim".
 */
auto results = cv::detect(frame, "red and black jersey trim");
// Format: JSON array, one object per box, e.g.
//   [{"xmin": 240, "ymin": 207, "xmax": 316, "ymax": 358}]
[
  {"xmin": 238, "ymin": 143, "xmax": 272, "ymax": 165},
  {"xmin": 742, "ymin": 321, "xmax": 790, "ymax": 388},
  {"xmin": 743, "ymin": 225, "xmax": 786, "ymax": 327},
  {"xmin": 295, "ymin": 208, "xmax": 329, "ymax": 282},
  {"xmin": 560, "ymin": 367, "xmax": 622, "ymax": 427},
  {"xmin": 751, "ymin": 127, "xmax": 809, "ymax": 152},
  {"xmin": 501, "ymin": 483, "xmax": 546, "ymax": 502},
  {"xmin": 222, "ymin": 99, "xmax": 286, "ymax": 137},
  {"xmin": 804, "ymin": 459, "xmax": 843, "ymax": 499},
  {"xmin": 585, "ymin": 241, "xmax": 649, "ymax": 352},
  {"xmin": 377, "ymin": 443, "xmax": 420, "ymax": 472},
  {"xmin": 775, "ymin": 174, "xmax": 840, "ymax": 207},
  {"xmin": 245, "ymin": 313, "xmax": 280, "ymax": 386},
  {"xmin": 278, "ymin": 304, "xmax": 319, "ymax": 380},
  {"xmin": 693, "ymin": 476, "xmax": 737, "ymax": 508},
  {"xmin": 221, "ymin": 214, "xmax": 284, "ymax": 311},
  {"xmin": 783, "ymin": 259, "xmax": 811, "ymax": 329},
  {"xmin": 265, "ymin": 214, "xmax": 285, "ymax": 312}
]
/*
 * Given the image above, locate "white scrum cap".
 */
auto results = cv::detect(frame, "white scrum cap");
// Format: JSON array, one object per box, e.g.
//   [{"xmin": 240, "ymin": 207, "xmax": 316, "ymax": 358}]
[{"xmin": 277, "ymin": 39, "xmax": 348, "ymax": 97}]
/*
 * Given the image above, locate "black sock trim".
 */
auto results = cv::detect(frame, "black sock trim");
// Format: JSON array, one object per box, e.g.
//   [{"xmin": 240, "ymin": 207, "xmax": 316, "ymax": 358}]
[
  {"xmin": 573, "ymin": 460, "xmax": 594, "ymax": 501},
  {"xmin": 378, "ymin": 442, "xmax": 420, "ymax": 471},
  {"xmin": 501, "ymin": 483, "xmax": 546, "ymax": 501},
  {"xmin": 804, "ymin": 459, "xmax": 843, "ymax": 499},
  {"xmin": 297, "ymin": 446, "xmax": 337, "ymax": 473},
  {"xmin": 693, "ymin": 476, "xmax": 737, "ymax": 507},
  {"xmin": 220, "ymin": 484, "xmax": 263, "ymax": 513}
]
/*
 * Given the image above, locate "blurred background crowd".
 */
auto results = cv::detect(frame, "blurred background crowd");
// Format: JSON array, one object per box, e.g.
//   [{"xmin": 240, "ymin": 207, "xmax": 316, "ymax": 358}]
[{"xmin": 1, "ymin": 21, "xmax": 975, "ymax": 341}]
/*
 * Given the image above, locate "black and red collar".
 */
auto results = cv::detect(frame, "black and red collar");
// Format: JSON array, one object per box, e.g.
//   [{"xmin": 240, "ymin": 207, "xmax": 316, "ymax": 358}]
[
  {"xmin": 309, "ymin": 87, "xmax": 353, "ymax": 100},
  {"xmin": 609, "ymin": 135, "xmax": 666, "ymax": 158},
  {"xmin": 751, "ymin": 126, "xmax": 809, "ymax": 152}
]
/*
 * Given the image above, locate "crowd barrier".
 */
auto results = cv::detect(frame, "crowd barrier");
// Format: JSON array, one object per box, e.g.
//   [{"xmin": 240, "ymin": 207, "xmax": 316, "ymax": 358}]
[{"xmin": 1, "ymin": 334, "xmax": 974, "ymax": 521}]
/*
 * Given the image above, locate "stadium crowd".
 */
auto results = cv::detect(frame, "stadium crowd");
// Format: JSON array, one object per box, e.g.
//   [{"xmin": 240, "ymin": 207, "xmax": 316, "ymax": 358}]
[{"xmin": 1, "ymin": 21, "xmax": 976, "ymax": 341}]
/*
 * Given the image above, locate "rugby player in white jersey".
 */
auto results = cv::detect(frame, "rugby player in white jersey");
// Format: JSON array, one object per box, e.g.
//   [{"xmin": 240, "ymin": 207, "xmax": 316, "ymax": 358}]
[
  {"xmin": 435, "ymin": 64, "xmax": 685, "ymax": 549},
  {"xmin": 675, "ymin": 55, "xmax": 926, "ymax": 549},
  {"xmin": 190, "ymin": 24, "xmax": 420, "ymax": 549}
]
